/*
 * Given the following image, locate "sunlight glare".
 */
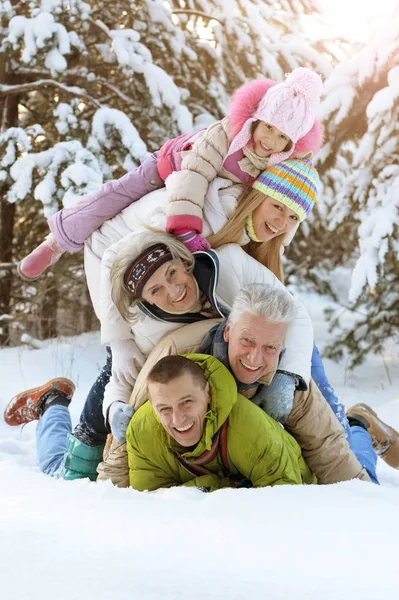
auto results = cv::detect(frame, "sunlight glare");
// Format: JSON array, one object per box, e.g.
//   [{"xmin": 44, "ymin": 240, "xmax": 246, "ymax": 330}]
[{"xmin": 308, "ymin": 0, "xmax": 398, "ymax": 42}]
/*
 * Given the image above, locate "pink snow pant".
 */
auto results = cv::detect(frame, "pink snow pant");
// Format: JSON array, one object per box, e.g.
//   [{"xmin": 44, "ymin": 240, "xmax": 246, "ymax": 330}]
[{"xmin": 48, "ymin": 152, "xmax": 163, "ymax": 251}]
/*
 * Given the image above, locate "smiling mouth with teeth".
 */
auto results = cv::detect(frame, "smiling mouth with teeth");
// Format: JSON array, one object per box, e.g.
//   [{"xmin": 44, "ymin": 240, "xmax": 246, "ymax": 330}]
[
  {"xmin": 173, "ymin": 287, "xmax": 187, "ymax": 303},
  {"xmin": 260, "ymin": 141, "xmax": 272, "ymax": 153},
  {"xmin": 174, "ymin": 422, "xmax": 194, "ymax": 433},
  {"xmin": 240, "ymin": 360, "xmax": 261, "ymax": 371},
  {"xmin": 265, "ymin": 222, "xmax": 279, "ymax": 234}
]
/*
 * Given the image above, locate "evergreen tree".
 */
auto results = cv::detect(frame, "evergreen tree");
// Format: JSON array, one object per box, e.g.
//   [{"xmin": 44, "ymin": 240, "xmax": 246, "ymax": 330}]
[
  {"xmin": 0, "ymin": 0, "xmax": 207, "ymax": 344},
  {"xmin": 289, "ymin": 5, "xmax": 399, "ymax": 366},
  {"xmin": 169, "ymin": 0, "xmax": 331, "ymax": 92},
  {"xmin": 0, "ymin": 0, "xmax": 331, "ymax": 345}
]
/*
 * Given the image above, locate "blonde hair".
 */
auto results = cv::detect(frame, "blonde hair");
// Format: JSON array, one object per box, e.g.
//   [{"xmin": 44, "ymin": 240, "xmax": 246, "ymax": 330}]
[
  {"xmin": 207, "ymin": 187, "xmax": 285, "ymax": 282},
  {"xmin": 110, "ymin": 231, "xmax": 195, "ymax": 323}
]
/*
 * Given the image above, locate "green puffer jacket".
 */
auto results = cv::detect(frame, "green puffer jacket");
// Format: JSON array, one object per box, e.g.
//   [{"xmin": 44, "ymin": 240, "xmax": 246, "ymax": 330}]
[{"xmin": 126, "ymin": 354, "xmax": 316, "ymax": 492}]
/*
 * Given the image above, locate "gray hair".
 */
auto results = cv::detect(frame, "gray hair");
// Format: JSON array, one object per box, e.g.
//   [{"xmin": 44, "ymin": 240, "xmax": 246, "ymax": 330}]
[
  {"xmin": 110, "ymin": 230, "xmax": 195, "ymax": 323},
  {"xmin": 228, "ymin": 283, "xmax": 297, "ymax": 327}
]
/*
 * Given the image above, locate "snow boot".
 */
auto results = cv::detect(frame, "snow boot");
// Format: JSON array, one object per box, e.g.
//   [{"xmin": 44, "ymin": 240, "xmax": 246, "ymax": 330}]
[
  {"xmin": 62, "ymin": 434, "xmax": 104, "ymax": 482},
  {"xmin": 4, "ymin": 378, "xmax": 76, "ymax": 426},
  {"xmin": 18, "ymin": 233, "xmax": 65, "ymax": 280},
  {"xmin": 346, "ymin": 403, "xmax": 399, "ymax": 469}
]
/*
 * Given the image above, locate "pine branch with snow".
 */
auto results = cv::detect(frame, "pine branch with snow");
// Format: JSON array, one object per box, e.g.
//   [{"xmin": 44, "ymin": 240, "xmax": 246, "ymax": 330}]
[{"xmin": 0, "ymin": 0, "xmax": 338, "ymax": 346}]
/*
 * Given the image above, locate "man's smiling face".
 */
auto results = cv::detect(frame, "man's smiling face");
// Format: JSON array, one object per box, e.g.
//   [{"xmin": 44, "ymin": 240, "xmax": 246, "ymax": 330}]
[
  {"xmin": 149, "ymin": 373, "xmax": 210, "ymax": 447},
  {"xmin": 224, "ymin": 313, "xmax": 287, "ymax": 385}
]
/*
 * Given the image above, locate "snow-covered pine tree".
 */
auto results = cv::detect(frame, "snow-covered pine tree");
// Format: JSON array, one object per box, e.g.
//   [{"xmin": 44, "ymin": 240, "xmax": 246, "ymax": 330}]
[
  {"xmin": 289, "ymin": 5, "xmax": 399, "ymax": 366},
  {"xmin": 169, "ymin": 0, "xmax": 331, "ymax": 92},
  {"xmin": 0, "ymin": 0, "xmax": 332, "ymax": 344},
  {"xmin": 0, "ymin": 0, "xmax": 216, "ymax": 344}
]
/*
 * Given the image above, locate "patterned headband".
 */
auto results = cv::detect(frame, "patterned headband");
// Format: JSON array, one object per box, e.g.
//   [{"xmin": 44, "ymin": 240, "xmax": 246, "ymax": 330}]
[{"xmin": 123, "ymin": 244, "xmax": 173, "ymax": 298}]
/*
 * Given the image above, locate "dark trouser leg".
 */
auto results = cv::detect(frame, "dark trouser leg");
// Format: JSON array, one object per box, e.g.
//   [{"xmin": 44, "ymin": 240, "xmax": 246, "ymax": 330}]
[{"xmin": 73, "ymin": 348, "xmax": 112, "ymax": 446}]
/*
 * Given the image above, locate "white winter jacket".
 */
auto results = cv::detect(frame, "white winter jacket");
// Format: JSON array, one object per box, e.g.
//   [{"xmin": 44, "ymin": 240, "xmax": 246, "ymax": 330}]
[{"xmin": 84, "ymin": 184, "xmax": 313, "ymax": 416}]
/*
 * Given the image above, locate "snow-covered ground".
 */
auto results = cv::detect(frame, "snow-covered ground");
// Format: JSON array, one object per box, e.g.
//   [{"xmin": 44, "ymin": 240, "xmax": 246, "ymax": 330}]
[{"xmin": 1, "ymin": 293, "xmax": 398, "ymax": 600}]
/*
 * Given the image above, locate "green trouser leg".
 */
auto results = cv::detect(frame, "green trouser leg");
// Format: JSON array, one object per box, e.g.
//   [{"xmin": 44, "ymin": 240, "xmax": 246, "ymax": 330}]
[{"xmin": 62, "ymin": 433, "xmax": 104, "ymax": 481}]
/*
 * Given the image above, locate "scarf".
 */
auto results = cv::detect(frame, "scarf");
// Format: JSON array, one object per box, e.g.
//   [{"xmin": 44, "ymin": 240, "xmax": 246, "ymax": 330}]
[
  {"xmin": 238, "ymin": 146, "xmax": 270, "ymax": 178},
  {"xmin": 245, "ymin": 214, "xmax": 262, "ymax": 242}
]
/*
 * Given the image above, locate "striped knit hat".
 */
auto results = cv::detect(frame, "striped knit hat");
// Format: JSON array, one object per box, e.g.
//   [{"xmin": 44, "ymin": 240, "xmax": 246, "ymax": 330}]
[{"xmin": 252, "ymin": 159, "xmax": 320, "ymax": 222}]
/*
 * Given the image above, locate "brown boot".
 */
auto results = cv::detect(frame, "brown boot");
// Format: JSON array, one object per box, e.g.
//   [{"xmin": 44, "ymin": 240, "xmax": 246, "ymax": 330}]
[
  {"xmin": 4, "ymin": 378, "xmax": 76, "ymax": 426},
  {"xmin": 346, "ymin": 403, "xmax": 399, "ymax": 469}
]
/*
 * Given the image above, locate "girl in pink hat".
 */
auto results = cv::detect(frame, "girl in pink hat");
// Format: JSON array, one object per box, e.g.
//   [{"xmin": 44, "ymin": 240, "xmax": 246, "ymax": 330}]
[{"xmin": 19, "ymin": 67, "xmax": 323, "ymax": 280}]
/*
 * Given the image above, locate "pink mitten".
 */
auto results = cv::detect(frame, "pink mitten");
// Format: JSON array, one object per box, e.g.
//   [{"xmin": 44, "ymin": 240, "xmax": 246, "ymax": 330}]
[{"xmin": 176, "ymin": 230, "xmax": 211, "ymax": 252}]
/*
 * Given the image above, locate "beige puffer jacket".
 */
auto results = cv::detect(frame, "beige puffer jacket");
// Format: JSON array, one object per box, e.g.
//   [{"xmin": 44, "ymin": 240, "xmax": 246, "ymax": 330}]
[
  {"xmin": 165, "ymin": 119, "xmax": 236, "ymax": 226},
  {"xmin": 97, "ymin": 321, "xmax": 371, "ymax": 487}
]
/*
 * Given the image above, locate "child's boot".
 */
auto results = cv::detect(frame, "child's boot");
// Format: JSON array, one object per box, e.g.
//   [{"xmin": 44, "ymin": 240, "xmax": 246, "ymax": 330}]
[
  {"xmin": 3, "ymin": 378, "xmax": 76, "ymax": 426},
  {"xmin": 18, "ymin": 233, "xmax": 65, "ymax": 280}
]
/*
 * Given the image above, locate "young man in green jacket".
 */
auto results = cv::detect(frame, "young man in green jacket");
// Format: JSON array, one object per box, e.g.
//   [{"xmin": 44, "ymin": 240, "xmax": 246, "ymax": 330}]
[{"xmin": 126, "ymin": 353, "xmax": 316, "ymax": 492}]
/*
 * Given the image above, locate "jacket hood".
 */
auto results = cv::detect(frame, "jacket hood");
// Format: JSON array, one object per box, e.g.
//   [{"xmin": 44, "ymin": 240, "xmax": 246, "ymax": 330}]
[{"xmin": 227, "ymin": 78, "xmax": 323, "ymax": 156}]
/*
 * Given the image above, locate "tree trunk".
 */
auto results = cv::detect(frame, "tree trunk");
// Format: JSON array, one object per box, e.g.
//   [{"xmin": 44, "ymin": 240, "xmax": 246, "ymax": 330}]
[
  {"xmin": 0, "ymin": 56, "xmax": 18, "ymax": 345},
  {"xmin": 39, "ymin": 278, "xmax": 58, "ymax": 339},
  {"xmin": 81, "ymin": 285, "xmax": 97, "ymax": 332}
]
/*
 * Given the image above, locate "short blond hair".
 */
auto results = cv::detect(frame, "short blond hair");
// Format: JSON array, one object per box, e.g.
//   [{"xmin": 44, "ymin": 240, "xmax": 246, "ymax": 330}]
[{"xmin": 110, "ymin": 230, "xmax": 195, "ymax": 323}]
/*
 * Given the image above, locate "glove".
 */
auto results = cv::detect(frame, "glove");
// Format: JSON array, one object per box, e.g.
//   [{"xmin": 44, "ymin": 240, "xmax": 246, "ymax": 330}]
[
  {"xmin": 110, "ymin": 338, "xmax": 145, "ymax": 387},
  {"xmin": 108, "ymin": 401, "xmax": 135, "ymax": 442},
  {"xmin": 176, "ymin": 230, "xmax": 211, "ymax": 252},
  {"xmin": 260, "ymin": 372, "xmax": 296, "ymax": 423}
]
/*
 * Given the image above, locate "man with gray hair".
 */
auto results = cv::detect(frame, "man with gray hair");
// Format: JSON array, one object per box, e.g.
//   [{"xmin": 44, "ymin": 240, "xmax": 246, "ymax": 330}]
[
  {"xmin": 196, "ymin": 283, "xmax": 380, "ymax": 484},
  {"xmin": 205, "ymin": 283, "xmax": 298, "ymax": 423}
]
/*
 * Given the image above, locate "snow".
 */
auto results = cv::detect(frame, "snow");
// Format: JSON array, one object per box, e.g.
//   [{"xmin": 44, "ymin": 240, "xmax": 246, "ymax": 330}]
[
  {"xmin": 1, "ymin": 294, "xmax": 398, "ymax": 599},
  {"xmin": 7, "ymin": 12, "xmax": 70, "ymax": 75},
  {"xmin": 109, "ymin": 27, "xmax": 142, "ymax": 67},
  {"xmin": 142, "ymin": 63, "xmax": 194, "ymax": 133},
  {"xmin": 0, "ymin": 127, "xmax": 33, "ymax": 169},
  {"xmin": 54, "ymin": 103, "xmax": 78, "ymax": 135},
  {"xmin": 319, "ymin": 21, "xmax": 399, "ymax": 305},
  {"xmin": 8, "ymin": 140, "xmax": 103, "ymax": 213},
  {"xmin": 367, "ymin": 65, "xmax": 399, "ymax": 119},
  {"xmin": 90, "ymin": 107, "xmax": 147, "ymax": 162},
  {"xmin": 6, "ymin": 108, "xmax": 149, "ymax": 212}
]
